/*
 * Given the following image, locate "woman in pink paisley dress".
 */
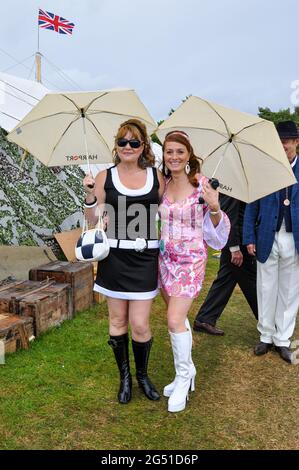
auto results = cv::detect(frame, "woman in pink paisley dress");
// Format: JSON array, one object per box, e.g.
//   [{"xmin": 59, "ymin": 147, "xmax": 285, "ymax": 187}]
[{"xmin": 158, "ymin": 131, "xmax": 230, "ymax": 413}]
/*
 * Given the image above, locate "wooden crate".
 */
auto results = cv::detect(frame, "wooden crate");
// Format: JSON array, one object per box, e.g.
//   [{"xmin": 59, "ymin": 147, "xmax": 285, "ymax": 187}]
[
  {"xmin": 19, "ymin": 284, "xmax": 72, "ymax": 336},
  {"xmin": 0, "ymin": 313, "xmax": 34, "ymax": 354},
  {"xmin": 0, "ymin": 280, "xmax": 50, "ymax": 313},
  {"xmin": 29, "ymin": 261, "xmax": 94, "ymax": 313},
  {"xmin": 0, "ymin": 280, "xmax": 72, "ymax": 337}
]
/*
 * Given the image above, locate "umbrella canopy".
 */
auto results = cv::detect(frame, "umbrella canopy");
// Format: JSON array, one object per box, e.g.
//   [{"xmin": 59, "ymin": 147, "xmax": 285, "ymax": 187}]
[
  {"xmin": 7, "ymin": 89, "xmax": 156, "ymax": 170},
  {"xmin": 156, "ymin": 96, "xmax": 297, "ymax": 202}
]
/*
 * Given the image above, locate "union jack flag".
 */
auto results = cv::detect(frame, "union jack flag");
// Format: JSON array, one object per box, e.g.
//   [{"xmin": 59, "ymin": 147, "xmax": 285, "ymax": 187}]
[{"xmin": 38, "ymin": 9, "xmax": 75, "ymax": 35}]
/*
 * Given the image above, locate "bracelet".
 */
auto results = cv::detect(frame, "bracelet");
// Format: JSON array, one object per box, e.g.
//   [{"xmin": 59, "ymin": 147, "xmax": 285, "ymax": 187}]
[
  {"xmin": 209, "ymin": 208, "xmax": 221, "ymax": 216},
  {"xmin": 84, "ymin": 196, "xmax": 97, "ymax": 208}
]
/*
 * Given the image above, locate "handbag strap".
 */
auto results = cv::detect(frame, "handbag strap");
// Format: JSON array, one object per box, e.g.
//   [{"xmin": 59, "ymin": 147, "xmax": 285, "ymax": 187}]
[{"xmin": 81, "ymin": 214, "xmax": 104, "ymax": 235}]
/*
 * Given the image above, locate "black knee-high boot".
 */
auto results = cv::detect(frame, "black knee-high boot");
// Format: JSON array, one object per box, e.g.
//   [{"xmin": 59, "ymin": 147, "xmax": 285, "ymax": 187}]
[
  {"xmin": 132, "ymin": 338, "xmax": 160, "ymax": 401},
  {"xmin": 108, "ymin": 333, "xmax": 132, "ymax": 404}
]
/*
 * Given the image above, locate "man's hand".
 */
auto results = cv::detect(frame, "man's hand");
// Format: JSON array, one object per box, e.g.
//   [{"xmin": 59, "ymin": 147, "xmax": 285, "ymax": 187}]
[
  {"xmin": 247, "ymin": 244, "xmax": 256, "ymax": 256},
  {"xmin": 231, "ymin": 250, "xmax": 243, "ymax": 267}
]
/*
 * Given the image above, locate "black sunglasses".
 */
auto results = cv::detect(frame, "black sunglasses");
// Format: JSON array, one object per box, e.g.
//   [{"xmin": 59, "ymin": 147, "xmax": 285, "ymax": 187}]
[{"xmin": 117, "ymin": 138, "xmax": 143, "ymax": 149}]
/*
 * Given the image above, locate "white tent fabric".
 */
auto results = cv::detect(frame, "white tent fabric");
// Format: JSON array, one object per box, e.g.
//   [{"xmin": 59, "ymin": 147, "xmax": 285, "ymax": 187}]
[
  {"xmin": 152, "ymin": 142, "xmax": 163, "ymax": 170},
  {"xmin": 0, "ymin": 72, "xmax": 48, "ymax": 132}
]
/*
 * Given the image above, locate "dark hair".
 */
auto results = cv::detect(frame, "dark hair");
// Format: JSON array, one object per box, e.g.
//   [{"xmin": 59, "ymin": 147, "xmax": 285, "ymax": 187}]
[
  {"xmin": 162, "ymin": 133, "xmax": 202, "ymax": 187},
  {"xmin": 113, "ymin": 119, "xmax": 155, "ymax": 168}
]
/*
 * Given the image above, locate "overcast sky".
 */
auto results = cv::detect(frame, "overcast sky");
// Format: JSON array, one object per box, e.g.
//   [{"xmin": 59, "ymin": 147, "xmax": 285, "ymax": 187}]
[{"xmin": 0, "ymin": 0, "xmax": 298, "ymax": 121}]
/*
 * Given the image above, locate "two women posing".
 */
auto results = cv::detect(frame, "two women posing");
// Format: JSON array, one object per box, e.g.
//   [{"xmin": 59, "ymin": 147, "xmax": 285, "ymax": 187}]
[{"xmin": 83, "ymin": 120, "xmax": 229, "ymax": 413}]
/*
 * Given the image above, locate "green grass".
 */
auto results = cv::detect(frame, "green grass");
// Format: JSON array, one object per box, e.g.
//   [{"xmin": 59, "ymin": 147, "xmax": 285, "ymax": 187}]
[{"xmin": 0, "ymin": 255, "xmax": 298, "ymax": 450}]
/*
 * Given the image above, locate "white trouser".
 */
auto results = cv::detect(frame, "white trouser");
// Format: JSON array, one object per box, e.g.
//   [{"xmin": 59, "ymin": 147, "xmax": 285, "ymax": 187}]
[{"xmin": 257, "ymin": 223, "xmax": 299, "ymax": 347}]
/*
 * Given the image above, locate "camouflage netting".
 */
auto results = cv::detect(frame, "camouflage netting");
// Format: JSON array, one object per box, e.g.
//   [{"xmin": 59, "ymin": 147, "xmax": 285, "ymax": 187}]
[{"xmin": 0, "ymin": 127, "xmax": 85, "ymax": 248}]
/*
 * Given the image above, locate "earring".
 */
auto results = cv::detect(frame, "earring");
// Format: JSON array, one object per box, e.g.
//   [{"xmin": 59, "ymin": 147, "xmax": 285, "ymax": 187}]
[
  {"xmin": 185, "ymin": 161, "xmax": 190, "ymax": 175},
  {"xmin": 164, "ymin": 166, "xmax": 169, "ymax": 176}
]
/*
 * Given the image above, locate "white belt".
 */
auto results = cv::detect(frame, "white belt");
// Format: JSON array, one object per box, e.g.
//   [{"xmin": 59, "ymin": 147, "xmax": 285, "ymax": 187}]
[{"xmin": 108, "ymin": 238, "xmax": 159, "ymax": 251}]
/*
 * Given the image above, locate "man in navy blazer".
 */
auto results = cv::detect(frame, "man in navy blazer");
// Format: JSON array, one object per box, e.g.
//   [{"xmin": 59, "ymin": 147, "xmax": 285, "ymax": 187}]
[
  {"xmin": 193, "ymin": 195, "xmax": 258, "ymax": 336},
  {"xmin": 243, "ymin": 120, "xmax": 299, "ymax": 364}
]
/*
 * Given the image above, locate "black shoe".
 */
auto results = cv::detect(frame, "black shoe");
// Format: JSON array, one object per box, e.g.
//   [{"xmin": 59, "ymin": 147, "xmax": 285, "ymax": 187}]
[
  {"xmin": 108, "ymin": 334, "xmax": 132, "ymax": 404},
  {"xmin": 254, "ymin": 341, "xmax": 272, "ymax": 356},
  {"xmin": 132, "ymin": 338, "xmax": 160, "ymax": 401},
  {"xmin": 193, "ymin": 320, "xmax": 224, "ymax": 336},
  {"xmin": 275, "ymin": 346, "xmax": 293, "ymax": 364}
]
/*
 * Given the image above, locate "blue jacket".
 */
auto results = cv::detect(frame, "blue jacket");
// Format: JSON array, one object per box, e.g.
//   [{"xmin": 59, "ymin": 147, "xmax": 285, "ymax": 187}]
[{"xmin": 243, "ymin": 161, "xmax": 299, "ymax": 263}]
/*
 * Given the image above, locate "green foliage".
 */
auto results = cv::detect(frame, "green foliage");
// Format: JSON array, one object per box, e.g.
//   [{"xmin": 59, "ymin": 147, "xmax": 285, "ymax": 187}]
[
  {"xmin": 151, "ymin": 133, "xmax": 161, "ymax": 145},
  {"xmin": 258, "ymin": 106, "xmax": 299, "ymax": 126}
]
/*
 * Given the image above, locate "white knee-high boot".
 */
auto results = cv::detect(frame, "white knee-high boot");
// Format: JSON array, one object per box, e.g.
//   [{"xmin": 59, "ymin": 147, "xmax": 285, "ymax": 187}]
[
  {"xmin": 168, "ymin": 330, "xmax": 196, "ymax": 413},
  {"xmin": 163, "ymin": 318, "xmax": 196, "ymax": 398}
]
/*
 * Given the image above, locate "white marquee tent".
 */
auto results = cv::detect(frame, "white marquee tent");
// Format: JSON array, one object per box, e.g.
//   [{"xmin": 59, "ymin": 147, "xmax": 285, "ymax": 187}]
[{"xmin": 0, "ymin": 72, "xmax": 48, "ymax": 132}]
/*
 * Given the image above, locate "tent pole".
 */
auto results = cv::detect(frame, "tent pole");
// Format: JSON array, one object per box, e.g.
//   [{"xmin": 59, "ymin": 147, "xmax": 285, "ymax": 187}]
[{"xmin": 35, "ymin": 52, "xmax": 42, "ymax": 83}]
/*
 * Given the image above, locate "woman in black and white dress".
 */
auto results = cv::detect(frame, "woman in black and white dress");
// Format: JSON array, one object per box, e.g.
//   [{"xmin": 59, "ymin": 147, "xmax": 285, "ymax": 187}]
[{"xmin": 83, "ymin": 119, "xmax": 164, "ymax": 404}]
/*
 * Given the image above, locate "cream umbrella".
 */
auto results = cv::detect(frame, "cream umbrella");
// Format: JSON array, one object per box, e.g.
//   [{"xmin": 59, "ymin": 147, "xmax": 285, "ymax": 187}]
[
  {"xmin": 7, "ymin": 88, "xmax": 156, "ymax": 173},
  {"xmin": 156, "ymin": 95, "xmax": 297, "ymax": 202}
]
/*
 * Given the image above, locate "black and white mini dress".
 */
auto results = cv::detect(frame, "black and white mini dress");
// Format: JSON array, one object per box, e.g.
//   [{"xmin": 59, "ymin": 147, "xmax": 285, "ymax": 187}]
[{"xmin": 94, "ymin": 165, "xmax": 160, "ymax": 300}]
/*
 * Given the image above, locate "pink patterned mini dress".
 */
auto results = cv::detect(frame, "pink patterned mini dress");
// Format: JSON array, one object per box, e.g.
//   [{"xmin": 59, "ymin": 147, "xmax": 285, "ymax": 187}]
[{"xmin": 158, "ymin": 176, "xmax": 230, "ymax": 298}]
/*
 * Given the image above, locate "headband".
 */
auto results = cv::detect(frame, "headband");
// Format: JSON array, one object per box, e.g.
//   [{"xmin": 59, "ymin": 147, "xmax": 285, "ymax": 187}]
[{"xmin": 165, "ymin": 130, "xmax": 190, "ymax": 141}]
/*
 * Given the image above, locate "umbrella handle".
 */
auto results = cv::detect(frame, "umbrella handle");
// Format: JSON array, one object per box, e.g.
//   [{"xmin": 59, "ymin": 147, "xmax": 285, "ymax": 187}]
[
  {"xmin": 82, "ymin": 116, "xmax": 91, "ymax": 174},
  {"xmin": 198, "ymin": 178, "xmax": 220, "ymax": 204},
  {"xmin": 209, "ymin": 178, "xmax": 220, "ymax": 190}
]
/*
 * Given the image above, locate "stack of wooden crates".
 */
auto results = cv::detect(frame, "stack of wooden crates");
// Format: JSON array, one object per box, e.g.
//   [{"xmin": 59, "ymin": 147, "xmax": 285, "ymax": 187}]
[{"xmin": 0, "ymin": 261, "xmax": 94, "ymax": 356}]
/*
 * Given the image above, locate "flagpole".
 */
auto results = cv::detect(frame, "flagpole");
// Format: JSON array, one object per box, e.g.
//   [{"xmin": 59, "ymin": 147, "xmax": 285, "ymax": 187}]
[
  {"xmin": 35, "ymin": 9, "xmax": 41, "ymax": 82},
  {"xmin": 37, "ymin": 9, "xmax": 40, "ymax": 53}
]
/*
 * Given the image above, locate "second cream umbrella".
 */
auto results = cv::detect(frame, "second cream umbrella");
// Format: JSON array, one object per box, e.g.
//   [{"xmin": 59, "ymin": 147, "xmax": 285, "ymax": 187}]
[{"xmin": 157, "ymin": 95, "xmax": 296, "ymax": 202}]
